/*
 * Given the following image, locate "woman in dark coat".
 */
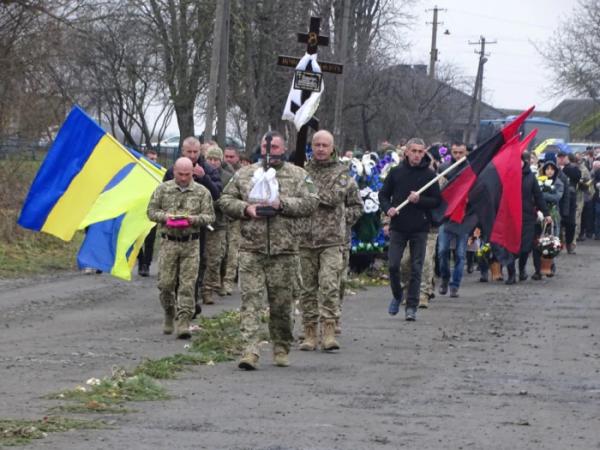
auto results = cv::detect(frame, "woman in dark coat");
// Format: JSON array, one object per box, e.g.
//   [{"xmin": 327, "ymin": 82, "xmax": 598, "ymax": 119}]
[{"xmin": 506, "ymin": 152, "xmax": 551, "ymax": 284}]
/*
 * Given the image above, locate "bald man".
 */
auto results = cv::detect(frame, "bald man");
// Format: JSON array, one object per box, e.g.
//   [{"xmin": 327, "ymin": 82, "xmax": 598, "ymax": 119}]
[
  {"xmin": 298, "ymin": 130, "xmax": 363, "ymax": 352},
  {"xmin": 148, "ymin": 157, "xmax": 215, "ymax": 339}
]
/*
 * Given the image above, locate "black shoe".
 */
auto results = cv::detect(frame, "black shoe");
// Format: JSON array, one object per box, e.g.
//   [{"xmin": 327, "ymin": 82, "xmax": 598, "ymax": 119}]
[
  {"xmin": 467, "ymin": 265, "xmax": 474, "ymax": 274},
  {"xmin": 449, "ymin": 286, "xmax": 459, "ymax": 298},
  {"xmin": 192, "ymin": 302, "xmax": 202, "ymax": 319},
  {"xmin": 439, "ymin": 279, "xmax": 449, "ymax": 295},
  {"xmin": 138, "ymin": 264, "xmax": 149, "ymax": 277},
  {"xmin": 531, "ymin": 272, "xmax": 542, "ymax": 280},
  {"xmin": 405, "ymin": 307, "xmax": 416, "ymax": 321},
  {"xmin": 518, "ymin": 272, "xmax": 528, "ymax": 281},
  {"xmin": 479, "ymin": 273, "xmax": 488, "ymax": 282},
  {"xmin": 505, "ymin": 275, "xmax": 516, "ymax": 285}
]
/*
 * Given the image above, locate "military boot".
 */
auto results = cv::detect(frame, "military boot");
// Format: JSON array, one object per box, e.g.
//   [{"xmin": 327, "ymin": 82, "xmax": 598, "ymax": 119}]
[
  {"xmin": 202, "ymin": 289, "xmax": 215, "ymax": 305},
  {"xmin": 418, "ymin": 295, "xmax": 429, "ymax": 309},
  {"xmin": 322, "ymin": 320, "xmax": 340, "ymax": 351},
  {"xmin": 175, "ymin": 316, "xmax": 191, "ymax": 339},
  {"xmin": 163, "ymin": 307, "xmax": 175, "ymax": 335},
  {"xmin": 238, "ymin": 352, "xmax": 259, "ymax": 370},
  {"xmin": 334, "ymin": 319, "xmax": 342, "ymax": 335},
  {"xmin": 273, "ymin": 345, "xmax": 290, "ymax": 367},
  {"xmin": 299, "ymin": 324, "xmax": 318, "ymax": 351}
]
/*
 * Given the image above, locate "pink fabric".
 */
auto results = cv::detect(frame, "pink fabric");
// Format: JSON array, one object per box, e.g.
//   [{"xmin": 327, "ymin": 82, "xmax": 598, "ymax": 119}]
[{"xmin": 166, "ymin": 218, "xmax": 190, "ymax": 229}]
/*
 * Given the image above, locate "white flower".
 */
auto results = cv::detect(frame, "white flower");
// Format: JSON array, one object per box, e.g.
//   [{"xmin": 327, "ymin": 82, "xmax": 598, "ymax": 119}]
[
  {"xmin": 350, "ymin": 158, "xmax": 364, "ymax": 177},
  {"xmin": 542, "ymin": 249, "xmax": 548, "ymax": 255},
  {"xmin": 86, "ymin": 377, "xmax": 101, "ymax": 386},
  {"xmin": 359, "ymin": 187, "xmax": 373, "ymax": 198},
  {"xmin": 544, "ymin": 180, "xmax": 553, "ymax": 187},
  {"xmin": 364, "ymin": 198, "xmax": 378, "ymax": 213}
]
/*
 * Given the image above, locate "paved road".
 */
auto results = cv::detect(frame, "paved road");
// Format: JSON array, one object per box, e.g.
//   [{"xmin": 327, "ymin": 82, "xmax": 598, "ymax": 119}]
[{"xmin": 1, "ymin": 243, "xmax": 599, "ymax": 449}]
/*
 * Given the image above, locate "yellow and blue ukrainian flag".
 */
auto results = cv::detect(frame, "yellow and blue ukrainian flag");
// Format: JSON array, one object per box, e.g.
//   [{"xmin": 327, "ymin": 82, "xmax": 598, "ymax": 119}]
[
  {"xmin": 18, "ymin": 106, "xmax": 135, "ymax": 241},
  {"xmin": 76, "ymin": 149, "xmax": 165, "ymax": 280},
  {"xmin": 18, "ymin": 106, "xmax": 165, "ymax": 280}
]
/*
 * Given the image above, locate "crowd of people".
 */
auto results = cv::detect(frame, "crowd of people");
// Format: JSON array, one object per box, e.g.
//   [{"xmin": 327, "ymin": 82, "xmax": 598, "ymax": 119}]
[{"xmin": 143, "ymin": 132, "xmax": 600, "ymax": 370}]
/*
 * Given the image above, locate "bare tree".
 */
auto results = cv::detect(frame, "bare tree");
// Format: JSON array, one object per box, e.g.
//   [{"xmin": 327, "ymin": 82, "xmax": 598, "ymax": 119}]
[
  {"xmin": 541, "ymin": 0, "xmax": 600, "ymax": 101},
  {"xmin": 133, "ymin": 0, "xmax": 214, "ymax": 141}
]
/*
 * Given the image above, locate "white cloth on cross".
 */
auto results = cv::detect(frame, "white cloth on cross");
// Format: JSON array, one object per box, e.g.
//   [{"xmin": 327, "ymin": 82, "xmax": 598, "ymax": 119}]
[
  {"xmin": 282, "ymin": 53, "xmax": 323, "ymax": 131},
  {"xmin": 248, "ymin": 167, "xmax": 279, "ymax": 203}
]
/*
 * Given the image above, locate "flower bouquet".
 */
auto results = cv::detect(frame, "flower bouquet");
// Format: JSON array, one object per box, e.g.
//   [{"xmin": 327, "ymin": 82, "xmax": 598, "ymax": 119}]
[
  {"xmin": 536, "ymin": 233, "xmax": 561, "ymax": 275},
  {"xmin": 475, "ymin": 242, "xmax": 491, "ymax": 263},
  {"xmin": 537, "ymin": 234, "xmax": 561, "ymax": 258},
  {"xmin": 537, "ymin": 175, "xmax": 555, "ymax": 193}
]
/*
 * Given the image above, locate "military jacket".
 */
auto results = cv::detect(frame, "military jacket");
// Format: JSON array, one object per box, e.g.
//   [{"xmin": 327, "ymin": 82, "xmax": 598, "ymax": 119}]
[
  {"xmin": 218, "ymin": 162, "xmax": 319, "ymax": 255},
  {"xmin": 300, "ymin": 158, "xmax": 363, "ymax": 249},
  {"xmin": 212, "ymin": 166, "xmax": 233, "ymax": 230},
  {"xmin": 147, "ymin": 180, "xmax": 215, "ymax": 237}
]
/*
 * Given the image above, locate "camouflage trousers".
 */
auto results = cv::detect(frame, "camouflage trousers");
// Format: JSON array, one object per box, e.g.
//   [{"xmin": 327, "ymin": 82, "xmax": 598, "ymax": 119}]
[
  {"xmin": 401, "ymin": 231, "xmax": 437, "ymax": 301},
  {"xmin": 239, "ymin": 252, "xmax": 297, "ymax": 356},
  {"xmin": 222, "ymin": 220, "xmax": 240, "ymax": 291},
  {"xmin": 338, "ymin": 246, "xmax": 350, "ymax": 308},
  {"xmin": 157, "ymin": 238, "xmax": 200, "ymax": 320},
  {"xmin": 299, "ymin": 246, "xmax": 344, "ymax": 325},
  {"xmin": 203, "ymin": 228, "xmax": 227, "ymax": 293}
]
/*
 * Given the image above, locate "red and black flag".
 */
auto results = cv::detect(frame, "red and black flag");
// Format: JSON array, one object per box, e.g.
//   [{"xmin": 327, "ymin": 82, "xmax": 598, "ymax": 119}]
[
  {"xmin": 464, "ymin": 130, "xmax": 537, "ymax": 256},
  {"xmin": 432, "ymin": 106, "xmax": 534, "ymax": 224}
]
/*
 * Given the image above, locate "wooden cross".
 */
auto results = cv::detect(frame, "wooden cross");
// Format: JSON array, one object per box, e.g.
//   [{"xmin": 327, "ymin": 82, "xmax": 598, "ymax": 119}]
[{"xmin": 277, "ymin": 17, "xmax": 343, "ymax": 167}]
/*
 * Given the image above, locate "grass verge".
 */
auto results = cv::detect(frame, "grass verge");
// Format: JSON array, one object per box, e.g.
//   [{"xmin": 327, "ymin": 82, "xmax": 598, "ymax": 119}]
[
  {"xmin": 346, "ymin": 271, "xmax": 390, "ymax": 290},
  {"xmin": 0, "ymin": 228, "xmax": 83, "ymax": 278},
  {"xmin": 0, "ymin": 416, "xmax": 105, "ymax": 447},
  {"xmin": 47, "ymin": 371, "xmax": 168, "ymax": 414},
  {"xmin": 134, "ymin": 353, "xmax": 208, "ymax": 379},
  {"xmin": 189, "ymin": 310, "xmax": 246, "ymax": 362}
]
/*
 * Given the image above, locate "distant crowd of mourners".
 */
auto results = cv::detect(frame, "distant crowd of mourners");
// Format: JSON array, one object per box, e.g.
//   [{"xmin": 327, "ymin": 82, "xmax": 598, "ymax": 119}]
[{"xmin": 110, "ymin": 133, "xmax": 600, "ymax": 370}]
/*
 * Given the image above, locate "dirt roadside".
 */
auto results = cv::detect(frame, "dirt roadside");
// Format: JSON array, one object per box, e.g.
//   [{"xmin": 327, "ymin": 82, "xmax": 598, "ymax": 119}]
[{"xmin": 1, "ymin": 243, "xmax": 599, "ymax": 450}]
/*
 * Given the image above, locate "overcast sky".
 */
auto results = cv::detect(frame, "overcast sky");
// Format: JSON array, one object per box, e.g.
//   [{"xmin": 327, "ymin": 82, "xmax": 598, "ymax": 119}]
[{"xmin": 405, "ymin": 0, "xmax": 579, "ymax": 112}]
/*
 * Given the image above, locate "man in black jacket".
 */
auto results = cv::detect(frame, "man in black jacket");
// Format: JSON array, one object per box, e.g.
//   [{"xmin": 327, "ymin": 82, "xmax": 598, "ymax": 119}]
[
  {"xmin": 379, "ymin": 138, "xmax": 441, "ymax": 321},
  {"xmin": 163, "ymin": 136, "xmax": 222, "ymax": 316}
]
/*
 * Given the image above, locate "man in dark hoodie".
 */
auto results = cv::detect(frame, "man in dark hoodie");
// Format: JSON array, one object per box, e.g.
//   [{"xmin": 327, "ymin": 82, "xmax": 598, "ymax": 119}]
[
  {"xmin": 436, "ymin": 142, "xmax": 470, "ymax": 298},
  {"xmin": 163, "ymin": 136, "xmax": 222, "ymax": 315},
  {"xmin": 379, "ymin": 138, "xmax": 441, "ymax": 321}
]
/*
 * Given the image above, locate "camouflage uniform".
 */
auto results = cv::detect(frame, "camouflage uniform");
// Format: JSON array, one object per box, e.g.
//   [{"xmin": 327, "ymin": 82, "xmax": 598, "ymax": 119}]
[
  {"xmin": 147, "ymin": 180, "xmax": 215, "ymax": 321},
  {"xmin": 218, "ymin": 162, "xmax": 318, "ymax": 357},
  {"xmin": 222, "ymin": 219, "xmax": 241, "ymax": 293},
  {"xmin": 575, "ymin": 161, "xmax": 591, "ymax": 238},
  {"xmin": 338, "ymin": 225, "xmax": 352, "ymax": 305},
  {"xmin": 202, "ymin": 166, "xmax": 232, "ymax": 302},
  {"xmin": 299, "ymin": 159, "xmax": 363, "ymax": 326},
  {"xmin": 222, "ymin": 163, "xmax": 242, "ymax": 294}
]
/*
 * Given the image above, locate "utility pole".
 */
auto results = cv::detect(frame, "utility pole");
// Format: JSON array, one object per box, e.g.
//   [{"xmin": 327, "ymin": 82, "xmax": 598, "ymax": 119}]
[
  {"xmin": 204, "ymin": 0, "xmax": 227, "ymax": 143},
  {"xmin": 216, "ymin": 0, "xmax": 230, "ymax": 147},
  {"xmin": 333, "ymin": 0, "xmax": 351, "ymax": 148},
  {"xmin": 427, "ymin": 6, "xmax": 445, "ymax": 79},
  {"xmin": 464, "ymin": 36, "xmax": 496, "ymax": 144}
]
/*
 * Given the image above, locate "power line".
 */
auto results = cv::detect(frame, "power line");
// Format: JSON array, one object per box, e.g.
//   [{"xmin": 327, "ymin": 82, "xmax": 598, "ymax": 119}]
[{"xmin": 447, "ymin": 8, "xmax": 550, "ymax": 29}]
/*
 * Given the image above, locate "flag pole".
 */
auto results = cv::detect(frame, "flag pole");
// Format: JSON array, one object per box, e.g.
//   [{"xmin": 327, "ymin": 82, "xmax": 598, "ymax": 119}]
[{"xmin": 393, "ymin": 156, "xmax": 467, "ymax": 213}]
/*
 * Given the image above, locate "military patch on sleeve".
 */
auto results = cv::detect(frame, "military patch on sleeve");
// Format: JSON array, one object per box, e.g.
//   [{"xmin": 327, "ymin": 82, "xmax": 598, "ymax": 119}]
[
  {"xmin": 224, "ymin": 172, "xmax": 238, "ymax": 190},
  {"xmin": 304, "ymin": 175, "xmax": 316, "ymax": 193},
  {"xmin": 338, "ymin": 175, "xmax": 348, "ymax": 187}
]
